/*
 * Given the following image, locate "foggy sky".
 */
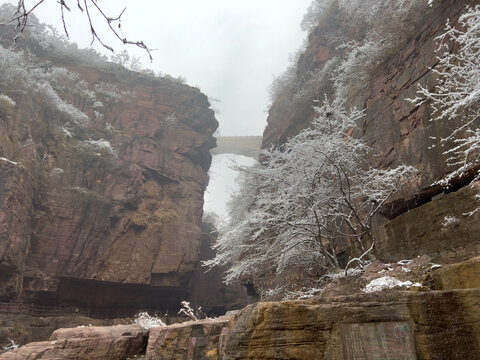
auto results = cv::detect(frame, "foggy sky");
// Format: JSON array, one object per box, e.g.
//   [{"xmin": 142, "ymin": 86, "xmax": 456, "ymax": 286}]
[{"xmin": 1, "ymin": 0, "xmax": 311, "ymax": 135}]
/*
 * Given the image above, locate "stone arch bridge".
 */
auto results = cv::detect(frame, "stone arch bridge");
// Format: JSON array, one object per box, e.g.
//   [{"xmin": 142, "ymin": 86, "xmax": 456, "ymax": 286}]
[{"xmin": 210, "ymin": 136, "xmax": 262, "ymax": 159}]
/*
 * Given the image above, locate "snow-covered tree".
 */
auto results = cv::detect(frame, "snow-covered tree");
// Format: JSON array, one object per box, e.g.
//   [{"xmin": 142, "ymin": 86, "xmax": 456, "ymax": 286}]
[
  {"xmin": 332, "ymin": 39, "xmax": 387, "ymax": 100},
  {"xmin": 338, "ymin": 0, "xmax": 417, "ymax": 25},
  {"xmin": 301, "ymin": 0, "xmax": 333, "ymax": 33},
  {"xmin": 0, "ymin": 44, "xmax": 88, "ymax": 125},
  {"xmin": 411, "ymin": 5, "xmax": 480, "ymax": 186},
  {"xmin": 110, "ymin": 50, "xmax": 142, "ymax": 72},
  {"xmin": 205, "ymin": 99, "xmax": 415, "ymax": 288}
]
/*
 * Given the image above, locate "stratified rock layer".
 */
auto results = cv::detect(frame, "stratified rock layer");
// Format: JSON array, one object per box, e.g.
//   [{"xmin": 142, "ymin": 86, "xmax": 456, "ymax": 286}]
[
  {"xmin": 0, "ymin": 324, "xmax": 147, "ymax": 360},
  {"xmin": 222, "ymin": 290, "xmax": 480, "ymax": 360},
  {"xmin": 146, "ymin": 316, "xmax": 231, "ymax": 360},
  {"xmin": 4, "ymin": 289, "xmax": 480, "ymax": 359},
  {"xmin": 374, "ymin": 181, "xmax": 480, "ymax": 262},
  {"xmin": 0, "ymin": 314, "xmax": 120, "ymax": 348}
]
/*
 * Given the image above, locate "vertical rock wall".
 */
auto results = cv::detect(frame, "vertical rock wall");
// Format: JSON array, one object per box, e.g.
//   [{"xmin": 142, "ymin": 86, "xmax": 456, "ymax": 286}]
[
  {"xmin": 263, "ymin": 0, "xmax": 473, "ymax": 211},
  {"xmin": 0, "ymin": 55, "xmax": 218, "ymax": 312}
]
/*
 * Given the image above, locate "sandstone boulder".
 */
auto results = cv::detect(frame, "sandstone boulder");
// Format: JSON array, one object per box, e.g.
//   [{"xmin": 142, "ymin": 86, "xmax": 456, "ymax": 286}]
[
  {"xmin": 0, "ymin": 324, "xmax": 147, "ymax": 360},
  {"xmin": 425, "ymin": 256, "xmax": 480, "ymax": 291}
]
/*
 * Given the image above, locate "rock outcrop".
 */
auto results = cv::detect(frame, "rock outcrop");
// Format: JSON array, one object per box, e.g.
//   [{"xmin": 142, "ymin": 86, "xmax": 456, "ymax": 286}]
[
  {"xmin": 146, "ymin": 316, "xmax": 231, "ymax": 360},
  {"xmin": 374, "ymin": 181, "xmax": 480, "ymax": 262},
  {"xmin": 0, "ymin": 30, "xmax": 218, "ymax": 314},
  {"xmin": 0, "ymin": 314, "xmax": 121, "ymax": 349},
  {"xmin": 425, "ymin": 256, "xmax": 480, "ymax": 291},
  {"xmin": 222, "ymin": 290, "xmax": 480, "ymax": 360},
  {"xmin": 0, "ymin": 324, "xmax": 147, "ymax": 360}
]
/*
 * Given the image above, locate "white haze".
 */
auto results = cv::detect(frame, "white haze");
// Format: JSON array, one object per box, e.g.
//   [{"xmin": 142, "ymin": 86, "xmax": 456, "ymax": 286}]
[
  {"xmin": 1, "ymin": 0, "xmax": 312, "ymax": 135},
  {"xmin": 204, "ymin": 154, "xmax": 257, "ymax": 223}
]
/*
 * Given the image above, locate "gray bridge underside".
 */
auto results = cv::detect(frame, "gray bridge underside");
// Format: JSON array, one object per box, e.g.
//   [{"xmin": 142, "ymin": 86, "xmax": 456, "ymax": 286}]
[{"xmin": 211, "ymin": 136, "xmax": 262, "ymax": 159}]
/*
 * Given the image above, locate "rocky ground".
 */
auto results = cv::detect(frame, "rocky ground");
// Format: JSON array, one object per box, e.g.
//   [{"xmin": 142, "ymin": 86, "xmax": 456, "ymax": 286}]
[{"xmin": 1, "ymin": 256, "xmax": 479, "ymax": 359}]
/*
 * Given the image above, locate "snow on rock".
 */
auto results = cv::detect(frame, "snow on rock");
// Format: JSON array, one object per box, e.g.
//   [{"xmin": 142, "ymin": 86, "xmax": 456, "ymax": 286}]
[
  {"xmin": 0, "ymin": 156, "xmax": 19, "ymax": 165},
  {"xmin": 0, "ymin": 94, "xmax": 16, "ymax": 106},
  {"xmin": 133, "ymin": 311, "xmax": 166, "ymax": 329},
  {"xmin": 363, "ymin": 276, "xmax": 422, "ymax": 293}
]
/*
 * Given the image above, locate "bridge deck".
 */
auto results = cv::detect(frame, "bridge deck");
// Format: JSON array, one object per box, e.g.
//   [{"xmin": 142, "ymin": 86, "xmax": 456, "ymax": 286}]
[{"xmin": 211, "ymin": 136, "xmax": 262, "ymax": 158}]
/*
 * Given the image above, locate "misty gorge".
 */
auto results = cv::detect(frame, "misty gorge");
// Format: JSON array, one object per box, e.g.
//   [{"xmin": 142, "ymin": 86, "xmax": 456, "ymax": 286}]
[{"xmin": 0, "ymin": 0, "xmax": 480, "ymax": 359}]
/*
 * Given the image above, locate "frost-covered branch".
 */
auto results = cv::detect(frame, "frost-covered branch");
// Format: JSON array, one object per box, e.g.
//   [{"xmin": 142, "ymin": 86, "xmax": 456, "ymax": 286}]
[
  {"xmin": 0, "ymin": 1, "xmax": 152, "ymax": 59},
  {"xmin": 177, "ymin": 301, "xmax": 198, "ymax": 321}
]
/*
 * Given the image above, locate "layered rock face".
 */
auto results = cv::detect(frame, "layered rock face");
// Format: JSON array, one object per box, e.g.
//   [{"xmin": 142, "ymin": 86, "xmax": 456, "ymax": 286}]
[
  {"xmin": 222, "ymin": 290, "xmax": 480, "ymax": 360},
  {"xmin": 260, "ymin": 0, "xmax": 480, "ymax": 282},
  {"xmin": 263, "ymin": 0, "xmax": 473, "ymax": 214},
  {"xmin": 0, "ymin": 44, "xmax": 218, "ymax": 313},
  {"xmin": 146, "ymin": 316, "xmax": 231, "ymax": 360},
  {"xmin": 0, "ymin": 324, "xmax": 148, "ymax": 360},
  {"xmin": 374, "ymin": 181, "xmax": 480, "ymax": 262},
  {"xmin": 4, "ymin": 286, "xmax": 480, "ymax": 359}
]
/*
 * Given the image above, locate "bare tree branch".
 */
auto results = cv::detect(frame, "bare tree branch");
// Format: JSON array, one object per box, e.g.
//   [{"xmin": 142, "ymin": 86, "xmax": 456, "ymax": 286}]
[{"xmin": 1, "ymin": 0, "xmax": 153, "ymax": 60}]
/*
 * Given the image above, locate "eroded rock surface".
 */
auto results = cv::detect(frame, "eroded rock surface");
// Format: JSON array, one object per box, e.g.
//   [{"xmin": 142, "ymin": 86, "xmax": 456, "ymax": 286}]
[
  {"xmin": 0, "ymin": 52, "xmax": 217, "ymax": 312},
  {"xmin": 222, "ymin": 291, "xmax": 480, "ymax": 360},
  {"xmin": 374, "ymin": 181, "xmax": 480, "ymax": 262},
  {"xmin": 4, "ymin": 287, "xmax": 480, "ymax": 360},
  {"xmin": 146, "ymin": 316, "xmax": 231, "ymax": 360},
  {"xmin": 0, "ymin": 324, "xmax": 147, "ymax": 360}
]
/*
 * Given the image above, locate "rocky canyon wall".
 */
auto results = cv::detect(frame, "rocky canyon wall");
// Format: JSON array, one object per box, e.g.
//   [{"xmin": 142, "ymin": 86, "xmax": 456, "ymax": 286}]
[
  {"xmin": 264, "ymin": 0, "xmax": 474, "ymax": 214},
  {"xmin": 0, "ymin": 30, "xmax": 219, "ymax": 314},
  {"xmin": 262, "ymin": 0, "xmax": 479, "ymax": 262}
]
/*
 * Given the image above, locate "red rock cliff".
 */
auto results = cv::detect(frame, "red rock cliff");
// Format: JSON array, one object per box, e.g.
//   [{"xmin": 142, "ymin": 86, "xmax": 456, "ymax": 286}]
[
  {"xmin": 0, "ymin": 41, "xmax": 218, "ymax": 313},
  {"xmin": 263, "ymin": 0, "xmax": 474, "ymax": 216}
]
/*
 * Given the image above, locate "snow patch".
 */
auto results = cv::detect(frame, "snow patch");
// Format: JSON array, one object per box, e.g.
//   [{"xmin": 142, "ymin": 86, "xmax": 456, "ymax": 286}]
[
  {"xmin": 442, "ymin": 215, "xmax": 459, "ymax": 228},
  {"xmin": 82, "ymin": 139, "xmax": 116, "ymax": 156},
  {"xmin": 0, "ymin": 156, "xmax": 18, "ymax": 165},
  {"xmin": 2, "ymin": 339, "xmax": 18, "ymax": 352},
  {"xmin": 133, "ymin": 311, "xmax": 165, "ymax": 329},
  {"xmin": 363, "ymin": 276, "xmax": 422, "ymax": 293},
  {"xmin": 0, "ymin": 94, "xmax": 15, "ymax": 106},
  {"xmin": 283, "ymin": 287, "xmax": 323, "ymax": 300}
]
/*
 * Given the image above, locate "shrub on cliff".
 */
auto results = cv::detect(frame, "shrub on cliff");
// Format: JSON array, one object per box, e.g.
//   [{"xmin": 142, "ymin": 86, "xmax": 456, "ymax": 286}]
[
  {"xmin": 205, "ymin": 98, "xmax": 415, "ymax": 290},
  {"xmin": 0, "ymin": 36, "xmax": 122, "ymax": 160},
  {"xmin": 273, "ymin": 0, "xmax": 431, "ymax": 109},
  {"xmin": 0, "ymin": 44, "xmax": 90, "ymax": 126}
]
